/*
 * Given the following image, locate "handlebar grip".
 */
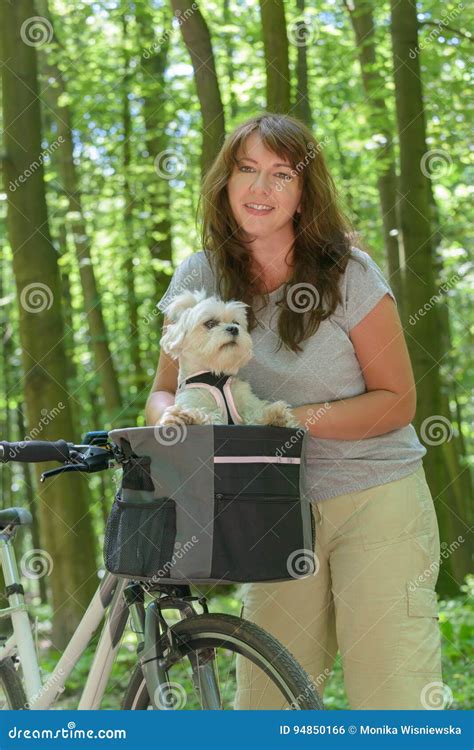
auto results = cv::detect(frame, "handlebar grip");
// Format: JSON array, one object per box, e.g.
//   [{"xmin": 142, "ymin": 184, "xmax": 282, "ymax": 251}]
[{"xmin": 0, "ymin": 440, "xmax": 71, "ymax": 463}]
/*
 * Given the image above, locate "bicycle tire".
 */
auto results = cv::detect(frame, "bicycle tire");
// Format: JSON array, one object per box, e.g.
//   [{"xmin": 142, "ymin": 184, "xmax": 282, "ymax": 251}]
[
  {"xmin": 122, "ymin": 613, "xmax": 324, "ymax": 710},
  {"xmin": 0, "ymin": 659, "xmax": 27, "ymax": 709}
]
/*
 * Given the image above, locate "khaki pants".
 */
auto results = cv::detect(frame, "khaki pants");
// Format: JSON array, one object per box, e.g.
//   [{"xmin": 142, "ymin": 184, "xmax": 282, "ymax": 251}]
[{"xmin": 234, "ymin": 465, "xmax": 443, "ymax": 709}]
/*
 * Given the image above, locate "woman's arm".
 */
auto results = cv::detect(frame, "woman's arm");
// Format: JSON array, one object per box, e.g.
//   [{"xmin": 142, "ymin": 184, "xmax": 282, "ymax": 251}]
[
  {"xmin": 145, "ymin": 317, "xmax": 178, "ymax": 425},
  {"xmin": 291, "ymin": 294, "xmax": 417, "ymax": 440}
]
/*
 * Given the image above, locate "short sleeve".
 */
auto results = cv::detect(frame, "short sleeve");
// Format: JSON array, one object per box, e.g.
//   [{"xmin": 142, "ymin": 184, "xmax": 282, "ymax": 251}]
[
  {"xmin": 156, "ymin": 253, "xmax": 205, "ymax": 315},
  {"xmin": 344, "ymin": 248, "xmax": 397, "ymax": 331}
]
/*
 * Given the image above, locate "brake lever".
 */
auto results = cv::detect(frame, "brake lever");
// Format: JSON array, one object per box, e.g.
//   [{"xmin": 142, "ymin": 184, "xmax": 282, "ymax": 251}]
[
  {"xmin": 40, "ymin": 463, "xmax": 88, "ymax": 482},
  {"xmin": 40, "ymin": 445, "xmax": 114, "ymax": 482}
]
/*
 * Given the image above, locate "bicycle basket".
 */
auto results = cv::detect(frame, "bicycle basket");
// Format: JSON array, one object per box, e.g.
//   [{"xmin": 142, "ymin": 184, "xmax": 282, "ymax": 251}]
[{"xmin": 104, "ymin": 425, "xmax": 315, "ymax": 584}]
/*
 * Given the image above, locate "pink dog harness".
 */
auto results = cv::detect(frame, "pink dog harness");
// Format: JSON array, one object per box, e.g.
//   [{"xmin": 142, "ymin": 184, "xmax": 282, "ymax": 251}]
[{"xmin": 177, "ymin": 370, "xmax": 244, "ymax": 425}]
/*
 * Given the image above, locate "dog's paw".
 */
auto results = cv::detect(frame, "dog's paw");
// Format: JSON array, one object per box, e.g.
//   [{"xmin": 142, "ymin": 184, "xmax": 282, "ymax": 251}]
[
  {"xmin": 260, "ymin": 401, "xmax": 299, "ymax": 428},
  {"xmin": 159, "ymin": 405, "xmax": 213, "ymax": 426},
  {"xmin": 191, "ymin": 409, "xmax": 214, "ymax": 425}
]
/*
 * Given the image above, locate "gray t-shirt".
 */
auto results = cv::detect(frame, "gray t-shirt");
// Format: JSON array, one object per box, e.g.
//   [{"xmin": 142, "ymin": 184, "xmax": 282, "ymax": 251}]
[{"xmin": 157, "ymin": 248, "xmax": 426, "ymax": 502}]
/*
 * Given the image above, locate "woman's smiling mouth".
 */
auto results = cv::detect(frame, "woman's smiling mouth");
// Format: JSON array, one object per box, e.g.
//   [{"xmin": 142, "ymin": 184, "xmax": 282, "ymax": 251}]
[{"xmin": 244, "ymin": 203, "xmax": 275, "ymax": 216}]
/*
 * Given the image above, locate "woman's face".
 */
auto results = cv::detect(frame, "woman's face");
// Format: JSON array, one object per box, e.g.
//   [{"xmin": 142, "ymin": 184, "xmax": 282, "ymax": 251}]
[{"xmin": 226, "ymin": 132, "xmax": 302, "ymax": 241}]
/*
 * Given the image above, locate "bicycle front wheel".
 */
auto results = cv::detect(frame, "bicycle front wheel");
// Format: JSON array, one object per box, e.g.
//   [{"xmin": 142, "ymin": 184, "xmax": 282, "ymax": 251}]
[
  {"xmin": 0, "ymin": 659, "xmax": 27, "ymax": 709},
  {"xmin": 123, "ymin": 613, "xmax": 324, "ymax": 710}
]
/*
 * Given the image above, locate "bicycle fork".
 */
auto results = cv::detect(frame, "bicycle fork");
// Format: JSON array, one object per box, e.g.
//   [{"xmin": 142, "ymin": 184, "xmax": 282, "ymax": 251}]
[{"xmin": 125, "ymin": 585, "xmax": 221, "ymax": 710}]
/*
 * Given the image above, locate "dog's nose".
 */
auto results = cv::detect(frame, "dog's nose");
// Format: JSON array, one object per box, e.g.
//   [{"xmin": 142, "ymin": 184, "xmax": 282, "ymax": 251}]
[{"xmin": 226, "ymin": 325, "xmax": 239, "ymax": 336}]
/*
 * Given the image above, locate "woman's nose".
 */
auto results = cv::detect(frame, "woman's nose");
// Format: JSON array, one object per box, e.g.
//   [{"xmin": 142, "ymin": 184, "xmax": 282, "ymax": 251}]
[{"xmin": 250, "ymin": 172, "xmax": 272, "ymax": 194}]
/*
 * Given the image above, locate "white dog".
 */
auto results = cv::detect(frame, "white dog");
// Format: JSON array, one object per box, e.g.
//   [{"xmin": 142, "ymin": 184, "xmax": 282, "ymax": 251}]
[{"xmin": 158, "ymin": 288, "xmax": 299, "ymax": 428}]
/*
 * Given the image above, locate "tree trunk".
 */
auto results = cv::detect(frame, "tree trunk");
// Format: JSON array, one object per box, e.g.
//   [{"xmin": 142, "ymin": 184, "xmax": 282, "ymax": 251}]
[
  {"xmin": 259, "ymin": 0, "xmax": 291, "ymax": 113},
  {"xmin": 390, "ymin": 0, "xmax": 471, "ymax": 594},
  {"xmin": 17, "ymin": 406, "xmax": 48, "ymax": 604},
  {"xmin": 0, "ymin": 245, "xmax": 12, "ymax": 638},
  {"xmin": 169, "ymin": 0, "xmax": 225, "ymax": 177},
  {"xmin": 223, "ymin": 0, "xmax": 239, "ymax": 119},
  {"xmin": 135, "ymin": 1, "xmax": 173, "ymax": 300},
  {"xmin": 1, "ymin": 0, "xmax": 97, "ymax": 647},
  {"xmin": 121, "ymin": 13, "xmax": 144, "ymax": 399},
  {"xmin": 332, "ymin": 127, "xmax": 356, "ymax": 217},
  {"xmin": 35, "ymin": 0, "xmax": 122, "ymax": 423},
  {"xmin": 293, "ymin": 0, "xmax": 312, "ymax": 127},
  {"xmin": 345, "ymin": 0, "xmax": 403, "ymax": 311},
  {"xmin": 0, "ymin": 244, "xmax": 12, "ymax": 508}
]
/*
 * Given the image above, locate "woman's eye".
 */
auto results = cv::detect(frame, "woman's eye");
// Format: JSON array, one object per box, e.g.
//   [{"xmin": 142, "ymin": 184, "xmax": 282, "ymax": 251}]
[
  {"xmin": 239, "ymin": 165, "xmax": 291, "ymax": 181},
  {"xmin": 204, "ymin": 319, "xmax": 218, "ymax": 329}
]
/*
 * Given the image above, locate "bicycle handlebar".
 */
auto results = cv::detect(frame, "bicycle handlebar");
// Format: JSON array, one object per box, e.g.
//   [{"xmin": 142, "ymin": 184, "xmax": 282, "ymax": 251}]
[
  {"xmin": 0, "ymin": 432, "xmax": 120, "ymax": 482},
  {"xmin": 0, "ymin": 439, "xmax": 72, "ymax": 464}
]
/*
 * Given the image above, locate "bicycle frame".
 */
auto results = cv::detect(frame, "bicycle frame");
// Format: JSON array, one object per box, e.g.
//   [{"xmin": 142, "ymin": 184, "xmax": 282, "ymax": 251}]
[
  {"xmin": 0, "ymin": 529, "xmax": 138, "ymax": 709},
  {"xmin": 0, "ymin": 529, "xmax": 220, "ymax": 710}
]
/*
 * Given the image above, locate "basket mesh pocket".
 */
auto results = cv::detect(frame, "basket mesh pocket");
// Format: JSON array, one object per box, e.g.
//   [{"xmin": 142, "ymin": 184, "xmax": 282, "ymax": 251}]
[{"xmin": 104, "ymin": 495, "xmax": 176, "ymax": 579}]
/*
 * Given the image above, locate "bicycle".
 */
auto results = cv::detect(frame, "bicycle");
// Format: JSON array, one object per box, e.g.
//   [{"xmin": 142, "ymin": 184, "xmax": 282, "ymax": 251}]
[{"xmin": 0, "ymin": 431, "xmax": 324, "ymax": 710}]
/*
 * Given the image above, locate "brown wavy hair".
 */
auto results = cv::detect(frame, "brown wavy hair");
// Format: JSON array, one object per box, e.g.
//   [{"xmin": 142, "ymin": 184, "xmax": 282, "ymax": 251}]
[{"xmin": 198, "ymin": 113, "xmax": 364, "ymax": 353}]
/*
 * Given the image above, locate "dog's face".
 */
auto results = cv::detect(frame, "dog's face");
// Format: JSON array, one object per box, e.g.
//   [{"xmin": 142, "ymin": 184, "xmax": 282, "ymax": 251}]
[{"xmin": 160, "ymin": 288, "xmax": 253, "ymax": 375}]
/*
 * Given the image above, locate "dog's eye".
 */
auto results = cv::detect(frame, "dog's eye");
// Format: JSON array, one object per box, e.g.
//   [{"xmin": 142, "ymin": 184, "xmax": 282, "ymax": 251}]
[{"xmin": 204, "ymin": 319, "xmax": 219, "ymax": 329}]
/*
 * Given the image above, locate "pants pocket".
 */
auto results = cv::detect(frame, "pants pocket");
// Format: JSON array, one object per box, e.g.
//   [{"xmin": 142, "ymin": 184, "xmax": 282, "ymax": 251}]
[
  {"xmin": 104, "ymin": 497, "xmax": 177, "ymax": 578},
  {"xmin": 394, "ymin": 582, "xmax": 442, "ymax": 675},
  {"xmin": 211, "ymin": 494, "xmax": 310, "ymax": 582}
]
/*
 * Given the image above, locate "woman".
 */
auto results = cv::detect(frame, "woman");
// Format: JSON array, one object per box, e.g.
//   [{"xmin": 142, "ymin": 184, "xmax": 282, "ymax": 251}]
[{"xmin": 146, "ymin": 114, "xmax": 442, "ymax": 710}]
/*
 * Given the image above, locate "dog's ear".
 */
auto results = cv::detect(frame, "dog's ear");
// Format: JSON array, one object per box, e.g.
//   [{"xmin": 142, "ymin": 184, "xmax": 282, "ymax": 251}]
[
  {"xmin": 163, "ymin": 288, "xmax": 207, "ymax": 323},
  {"xmin": 160, "ymin": 288, "xmax": 208, "ymax": 359},
  {"xmin": 160, "ymin": 316, "xmax": 188, "ymax": 359}
]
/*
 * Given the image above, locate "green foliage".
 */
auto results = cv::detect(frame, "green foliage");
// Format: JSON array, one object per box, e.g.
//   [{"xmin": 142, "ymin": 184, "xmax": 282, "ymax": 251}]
[{"xmin": 438, "ymin": 575, "xmax": 474, "ymax": 709}]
